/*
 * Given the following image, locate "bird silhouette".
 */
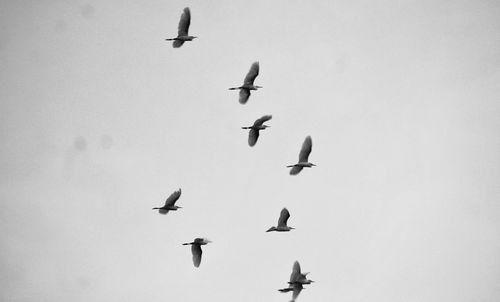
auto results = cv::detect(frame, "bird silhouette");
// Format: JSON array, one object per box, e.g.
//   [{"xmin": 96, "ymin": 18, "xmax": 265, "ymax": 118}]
[
  {"xmin": 229, "ymin": 62, "xmax": 262, "ymax": 104},
  {"xmin": 242, "ymin": 115, "xmax": 272, "ymax": 146},
  {"xmin": 152, "ymin": 188, "xmax": 182, "ymax": 214},
  {"xmin": 278, "ymin": 261, "xmax": 314, "ymax": 301},
  {"xmin": 166, "ymin": 7, "xmax": 197, "ymax": 48},
  {"xmin": 182, "ymin": 238, "xmax": 211, "ymax": 268},
  {"xmin": 287, "ymin": 136, "xmax": 315, "ymax": 175},
  {"xmin": 266, "ymin": 208, "xmax": 294, "ymax": 232}
]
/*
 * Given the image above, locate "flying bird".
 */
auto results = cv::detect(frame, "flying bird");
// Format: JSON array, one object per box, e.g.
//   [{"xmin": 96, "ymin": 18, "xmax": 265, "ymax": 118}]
[
  {"xmin": 278, "ymin": 261, "xmax": 314, "ymax": 302},
  {"xmin": 266, "ymin": 208, "xmax": 294, "ymax": 232},
  {"xmin": 287, "ymin": 136, "xmax": 315, "ymax": 175},
  {"xmin": 242, "ymin": 115, "xmax": 272, "ymax": 147},
  {"xmin": 182, "ymin": 238, "xmax": 211, "ymax": 268},
  {"xmin": 165, "ymin": 7, "xmax": 197, "ymax": 48},
  {"xmin": 152, "ymin": 188, "xmax": 182, "ymax": 214},
  {"xmin": 229, "ymin": 62, "xmax": 262, "ymax": 104}
]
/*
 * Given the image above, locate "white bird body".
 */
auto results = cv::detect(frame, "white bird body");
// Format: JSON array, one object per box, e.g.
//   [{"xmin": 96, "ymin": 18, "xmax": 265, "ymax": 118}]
[
  {"xmin": 237, "ymin": 84, "xmax": 261, "ymax": 91},
  {"xmin": 153, "ymin": 188, "xmax": 182, "ymax": 215},
  {"xmin": 241, "ymin": 124, "xmax": 269, "ymax": 130},
  {"xmin": 229, "ymin": 62, "xmax": 262, "ymax": 104},
  {"xmin": 173, "ymin": 35, "xmax": 196, "ymax": 42},
  {"xmin": 267, "ymin": 208, "xmax": 294, "ymax": 232},
  {"xmin": 268, "ymin": 225, "xmax": 294, "ymax": 232},
  {"xmin": 166, "ymin": 7, "xmax": 197, "ymax": 48},
  {"xmin": 288, "ymin": 162, "xmax": 315, "ymax": 168},
  {"xmin": 287, "ymin": 136, "xmax": 315, "ymax": 175},
  {"xmin": 182, "ymin": 238, "xmax": 211, "ymax": 268},
  {"xmin": 242, "ymin": 115, "xmax": 272, "ymax": 147}
]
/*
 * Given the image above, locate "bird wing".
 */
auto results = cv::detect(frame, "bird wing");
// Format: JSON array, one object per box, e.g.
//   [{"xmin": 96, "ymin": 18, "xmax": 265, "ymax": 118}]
[
  {"xmin": 248, "ymin": 129, "xmax": 259, "ymax": 147},
  {"xmin": 164, "ymin": 188, "xmax": 182, "ymax": 206},
  {"xmin": 277, "ymin": 208, "xmax": 290, "ymax": 227},
  {"xmin": 172, "ymin": 40, "xmax": 184, "ymax": 48},
  {"xmin": 290, "ymin": 261, "xmax": 301, "ymax": 282},
  {"xmin": 298, "ymin": 136, "xmax": 312, "ymax": 163},
  {"xmin": 253, "ymin": 115, "xmax": 272, "ymax": 127},
  {"xmin": 278, "ymin": 287, "xmax": 293, "ymax": 293},
  {"xmin": 191, "ymin": 244, "xmax": 202, "ymax": 267},
  {"xmin": 291, "ymin": 283, "xmax": 303, "ymax": 301},
  {"xmin": 239, "ymin": 89, "xmax": 251, "ymax": 104},
  {"xmin": 289, "ymin": 166, "xmax": 303, "ymax": 175},
  {"xmin": 243, "ymin": 62, "xmax": 259, "ymax": 85},
  {"xmin": 177, "ymin": 7, "xmax": 191, "ymax": 36}
]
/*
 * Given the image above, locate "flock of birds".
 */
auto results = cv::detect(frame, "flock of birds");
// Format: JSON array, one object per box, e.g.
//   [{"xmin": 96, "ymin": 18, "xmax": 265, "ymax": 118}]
[{"xmin": 159, "ymin": 7, "xmax": 316, "ymax": 301}]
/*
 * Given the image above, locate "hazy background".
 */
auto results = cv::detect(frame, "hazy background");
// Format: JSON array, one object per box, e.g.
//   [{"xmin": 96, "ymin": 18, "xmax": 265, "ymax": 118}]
[{"xmin": 1, "ymin": 0, "xmax": 499, "ymax": 301}]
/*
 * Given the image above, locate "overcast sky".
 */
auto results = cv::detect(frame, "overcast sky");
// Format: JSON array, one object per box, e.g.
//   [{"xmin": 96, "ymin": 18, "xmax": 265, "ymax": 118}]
[{"xmin": 1, "ymin": 0, "xmax": 499, "ymax": 301}]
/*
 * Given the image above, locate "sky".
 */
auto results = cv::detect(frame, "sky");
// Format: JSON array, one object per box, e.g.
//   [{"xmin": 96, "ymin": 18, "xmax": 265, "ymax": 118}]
[{"xmin": 1, "ymin": 0, "xmax": 500, "ymax": 301}]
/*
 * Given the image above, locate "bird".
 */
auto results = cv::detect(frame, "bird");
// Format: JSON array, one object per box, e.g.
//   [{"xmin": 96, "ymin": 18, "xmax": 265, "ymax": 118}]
[
  {"xmin": 229, "ymin": 62, "xmax": 262, "ymax": 104},
  {"xmin": 266, "ymin": 208, "xmax": 294, "ymax": 232},
  {"xmin": 242, "ymin": 115, "xmax": 272, "ymax": 147},
  {"xmin": 182, "ymin": 238, "xmax": 211, "ymax": 268},
  {"xmin": 287, "ymin": 136, "xmax": 315, "ymax": 175},
  {"xmin": 278, "ymin": 261, "xmax": 314, "ymax": 301},
  {"xmin": 165, "ymin": 7, "xmax": 197, "ymax": 48},
  {"xmin": 152, "ymin": 188, "xmax": 182, "ymax": 214}
]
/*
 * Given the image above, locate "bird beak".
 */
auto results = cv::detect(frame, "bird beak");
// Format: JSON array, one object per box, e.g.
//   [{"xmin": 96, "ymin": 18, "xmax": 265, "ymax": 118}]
[{"xmin": 311, "ymin": 163, "xmax": 317, "ymax": 166}]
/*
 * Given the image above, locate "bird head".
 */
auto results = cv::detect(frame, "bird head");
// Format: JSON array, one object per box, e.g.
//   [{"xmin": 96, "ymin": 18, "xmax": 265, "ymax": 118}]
[{"xmin": 302, "ymin": 272, "xmax": 314, "ymax": 283}]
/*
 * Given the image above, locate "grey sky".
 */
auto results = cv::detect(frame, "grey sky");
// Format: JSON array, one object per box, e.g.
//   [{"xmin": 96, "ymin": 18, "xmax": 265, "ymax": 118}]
[{"xmin": 1, "ymin": 0, "xmax": 499, "ymax": 301}]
